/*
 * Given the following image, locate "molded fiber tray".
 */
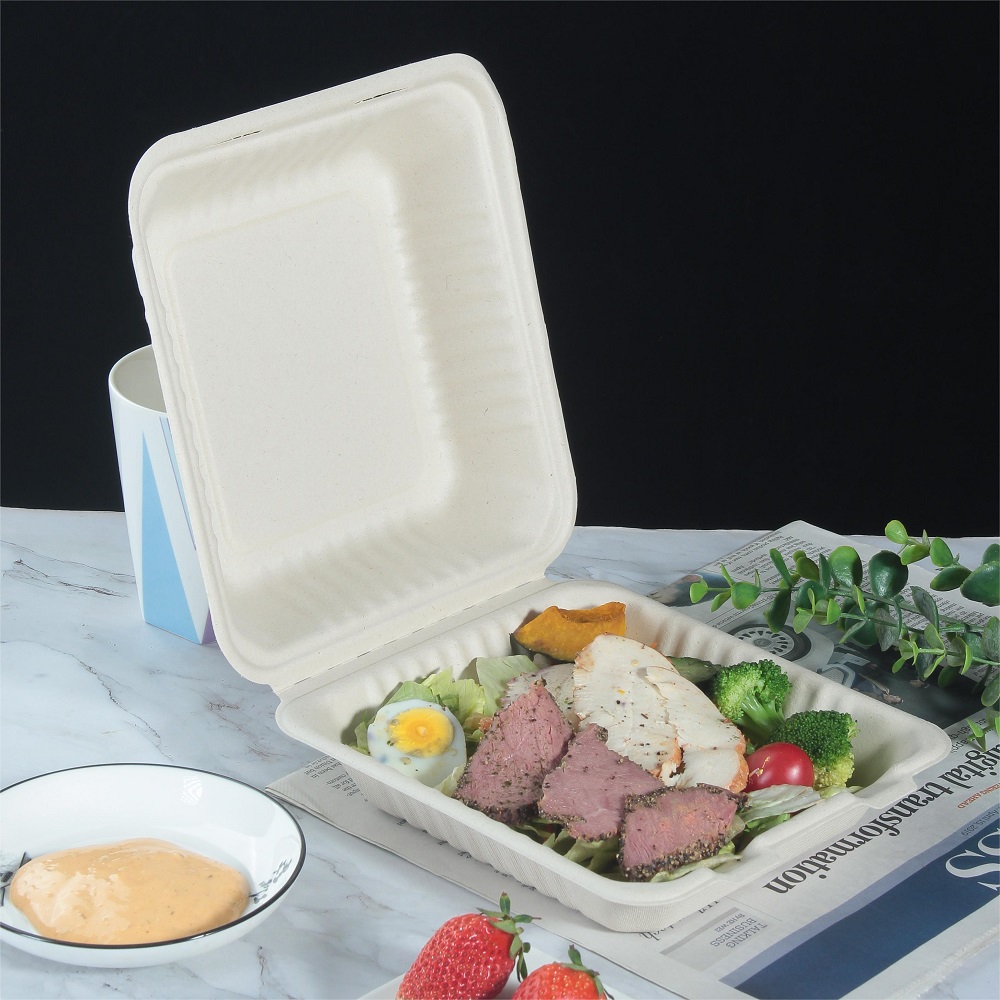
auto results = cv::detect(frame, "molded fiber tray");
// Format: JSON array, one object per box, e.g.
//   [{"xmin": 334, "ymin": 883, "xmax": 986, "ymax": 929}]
[{"xmin": 276, "ymin": 579, "xmax": 951, "ymax": 933}]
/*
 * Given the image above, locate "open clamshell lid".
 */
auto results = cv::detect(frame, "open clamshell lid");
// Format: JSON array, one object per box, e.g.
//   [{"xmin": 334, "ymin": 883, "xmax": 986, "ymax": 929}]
[{"xmin": 129, "ymin": 55, "xmax": 576, "ymax": 691}]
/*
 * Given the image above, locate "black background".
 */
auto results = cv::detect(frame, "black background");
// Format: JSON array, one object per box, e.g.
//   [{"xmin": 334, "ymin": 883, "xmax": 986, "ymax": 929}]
[{"xmin": 2, "ymin": 2, "xmax": 997, "ymax": 537}]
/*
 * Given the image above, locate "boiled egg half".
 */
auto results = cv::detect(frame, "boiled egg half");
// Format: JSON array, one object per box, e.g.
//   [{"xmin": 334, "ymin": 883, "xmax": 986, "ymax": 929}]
[{"xmin": 367, "ymin": 699, "xmax": 467, "ymax": 787}]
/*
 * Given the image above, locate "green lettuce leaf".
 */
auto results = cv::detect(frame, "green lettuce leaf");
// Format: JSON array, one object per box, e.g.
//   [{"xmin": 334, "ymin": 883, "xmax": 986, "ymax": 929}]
[
  {"xmin": 739, "ymin": 784, "xmax": 821, "ymax": 823},
  {"xmin": 423, "ymin": 668, "xmax": 488, "ymax": 725},
  {"xmin": 352, "ymin": 656, "xmax": 538, "ymax": 755},
  {"xmin": 647, "ymin": 843, "xmax": 739, "ymax": 882},
  {"xmin": 435, "ymin": 763, "xmax": 466, "ymax": 798},
  {"xmin": 474, "ymin": 655, "xmax": 538, "ymax": 715}
]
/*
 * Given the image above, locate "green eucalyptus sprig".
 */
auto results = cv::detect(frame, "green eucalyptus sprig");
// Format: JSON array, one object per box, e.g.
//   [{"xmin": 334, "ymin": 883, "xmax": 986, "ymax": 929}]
[{"xmin": 689, "ymin": 521, "xmax": 1000, "ymax": 736}]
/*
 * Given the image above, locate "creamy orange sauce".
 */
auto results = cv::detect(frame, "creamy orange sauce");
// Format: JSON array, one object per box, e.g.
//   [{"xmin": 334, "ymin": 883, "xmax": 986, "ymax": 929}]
[{"xmin": 8, "ymin": 838, "xmax": 250, "ymax": 945}]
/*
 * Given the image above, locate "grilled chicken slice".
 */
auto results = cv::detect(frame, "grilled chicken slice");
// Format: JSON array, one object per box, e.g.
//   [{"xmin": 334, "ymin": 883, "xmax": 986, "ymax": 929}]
[
  {"xmin": 573, "ymin": 635, "xmax": 683, "ymax": 779},
  {"xmin": 644, "ymin": 661, "xmax": 749, "ymax": 792},
  {"xmin": 573, "ymin": 635, "xmax": 748, "ymax": 792},
  {"xmin": 668, "ymin": 746, "xmax": 749, "ymax": 792}
]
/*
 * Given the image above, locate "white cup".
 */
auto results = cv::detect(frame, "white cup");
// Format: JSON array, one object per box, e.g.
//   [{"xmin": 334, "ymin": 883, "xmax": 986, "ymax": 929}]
[{"xmin": 109, "ymin": 345, "xmax": 214, "ymax": 643}]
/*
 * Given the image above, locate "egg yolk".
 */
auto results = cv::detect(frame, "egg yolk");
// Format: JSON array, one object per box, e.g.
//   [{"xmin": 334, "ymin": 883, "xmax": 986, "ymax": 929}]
[{"xmin": 387, "ymin": 706, "xmax": 456, "ymax": 756}]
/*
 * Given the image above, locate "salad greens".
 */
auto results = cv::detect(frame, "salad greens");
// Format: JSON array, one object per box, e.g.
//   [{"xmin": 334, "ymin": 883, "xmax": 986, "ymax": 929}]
[
  {"xmin": 351, "ymin": 643, "xmax": 851, "ymax": 882},
  {"xmin": 352, "ymin": 655, "xmax": 537, "ymax": 755},
  {"xmin": 510, "ymin": 781, "xmax": 834, "ymax": 881}
]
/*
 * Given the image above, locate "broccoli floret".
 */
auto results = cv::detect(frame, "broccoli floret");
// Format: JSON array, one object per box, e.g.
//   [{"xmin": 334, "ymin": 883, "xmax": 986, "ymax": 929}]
[
  {"xmin": 773, "ymin": 710, "xmax": 859, "ymax": 789},
  {"xmin": 710, "ymin": 659, "xmax": 792, "ymax": 749}
]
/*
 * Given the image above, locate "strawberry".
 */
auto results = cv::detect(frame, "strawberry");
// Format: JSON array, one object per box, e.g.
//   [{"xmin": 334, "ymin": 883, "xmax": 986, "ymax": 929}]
[
  {"xmin": 512, "ymin": 945, "xmax": 611, "ymax": 999},
  {"xmin": 396, "ymin": 892, "xmax": 534, "ymax": 1000}
]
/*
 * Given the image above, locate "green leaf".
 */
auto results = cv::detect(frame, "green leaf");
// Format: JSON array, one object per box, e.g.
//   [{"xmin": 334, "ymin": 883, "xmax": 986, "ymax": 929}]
[
  {"xmin": 876, "ymin": 608, "xmax": 902, "ymax": 651},
  {"xmin": 910, "ymin": 586, "xmax": 940, "ymax": 629},
  {"xmin": 829, "ymin": 546, "xmax": 863, "ymax": 587},
  {"xmin": 930, "ymin": 566, "xmax": 971, "ymax": 592},
  {"xmin": 720, "ymin": 564, "xmax": 735, "ymax": 586},
  {"xmin": 793, "ymin": 552, "xmax": 820, "ymax": 581},
  {"xmin": 937, "ymin": 664, "xmax": 959, "ymax": 687},
  {"xmin": 731, "ymin": 581, "xmax": 761, "ymax": 610},
  {"xmin": 793, "ymin": 607, "xmax": 814, "ymax": 633},
  {"xmin": 968, "ymin": 718, "xmax": 988, "ymax": 749},
  {"xmin": 868, "ymin": 551, "xmax": 908, "ymax": 599},
  {"xmin": 824, "ymin": 600, "xmax": 842, "ymax": 625},
  {"xmin": 819, "ymin": 554, "xmax": 833, "ymax": 589},
  {"xmin": 923, "ymin": 621, "xmax": 944, "ymax": 651},
  {"xmin": 943, "ymin": 634, "xmax": 972, "ymax": 672},
  {"xmin": 982, "ymin": 543, "xmax": 1000, "ymax": 565},
  {"xmin": 473, "ymin": 656, "xmax": 537, "ymax": 716},
  {"xmin": 885, "ymin": 520, "xmax": 908, "ymax": 544},
  {"xmin": 667, "ymin": 656, "xmax": 727, "ymax": 683},
  {"xmin": 840, "ymin": 617, "xmax": 877, "ymax": 648},
  {"xmin": 981, "ymin": 617, "xmax": 999, "ymax": 662},
  {"xmin": 689, "ymin": 579, "xmax": 709, "ymax": 603},
  {"xmin": 915, "ymin": 650, "xmax": 938, "ymax": 680},
  {"xmin": 901, "ymin": 543, "xmax": 930, "ymax": 565},
  {"xmin": 930, "ymin": 537, "xmax": 954, "ymax": 567},
  {"xmin": 982, "ymin": 672, "xmax": 1000, "ymax": 709},
  {"xmin": 922, "ymin": 624, "xmax": 944, "ymax": 653},
  {"xmin": 765, "ymin": 588, "xmax": 792, "ymax": 632},
  {"xmin": 710, "ymin": 590, "xmax": 732, "ymax": 612},
  {"xmin": 960, "ymin": 561, "xmax": 1000, "ymax": 607},
  {"xmin": 770, "ymin": 549, "xmax": 794, "ymax": 586},
  {"xmin": 795, "ymin": 579, "xmax": 827, "ymax": 610}
]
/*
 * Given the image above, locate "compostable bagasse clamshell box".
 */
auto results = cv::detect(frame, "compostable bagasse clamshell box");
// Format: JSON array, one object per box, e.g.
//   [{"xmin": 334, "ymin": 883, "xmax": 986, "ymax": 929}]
[{"xmin": 129, "ymin": 54, "xmax": 951, "ymax": 932}]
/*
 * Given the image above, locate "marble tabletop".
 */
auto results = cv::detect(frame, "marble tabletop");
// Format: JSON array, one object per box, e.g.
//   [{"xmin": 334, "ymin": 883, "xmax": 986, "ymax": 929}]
[{"xmin": 1, "ymin": 508, "xmax": 996, "ymax": 1000}]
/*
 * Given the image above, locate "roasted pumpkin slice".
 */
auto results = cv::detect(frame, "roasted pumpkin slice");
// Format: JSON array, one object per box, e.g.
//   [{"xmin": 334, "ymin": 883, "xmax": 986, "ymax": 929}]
[{"xmin": 512, "ymin": 602, "xmax": 627, "ymax": 661}]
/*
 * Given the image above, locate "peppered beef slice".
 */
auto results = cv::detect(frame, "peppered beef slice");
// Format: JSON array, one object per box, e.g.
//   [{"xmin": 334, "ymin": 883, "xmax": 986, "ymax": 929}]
[
  {"xmin": 503, "ymin": 661, "xmax": 576, "ymax": 722},
  {"xmin": 618, "ymin": 785, "xmax": 744, "ymax": 881},
  {"xmin": 538, "ymin": 724, "xmax": 663, "ymax": 841},
  {"xmin": 455, "ymin": 682, "xmax": 572, "ymax": 824}
]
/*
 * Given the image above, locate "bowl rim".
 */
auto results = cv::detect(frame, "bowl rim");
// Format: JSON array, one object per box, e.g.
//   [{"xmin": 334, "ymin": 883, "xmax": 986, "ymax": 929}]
[{"xmin": 0, "ymin": 762, "xmax": 307, "ymax": 952}]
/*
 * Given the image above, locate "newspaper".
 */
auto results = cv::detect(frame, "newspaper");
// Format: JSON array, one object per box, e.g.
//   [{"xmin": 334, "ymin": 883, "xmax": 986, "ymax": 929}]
[
  {"xmin": 650, "ymin": 521, "xmax": 993, "ymax": 731},
  {"xmin": 268, "ymin": 522, "xmax": 999, "ymax": 998}
]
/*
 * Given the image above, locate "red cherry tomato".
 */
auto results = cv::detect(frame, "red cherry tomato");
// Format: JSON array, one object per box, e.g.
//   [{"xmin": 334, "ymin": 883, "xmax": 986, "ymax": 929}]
[{"xmin": 745, "ymin": 743, "xmax": 814, "ymax": 791}]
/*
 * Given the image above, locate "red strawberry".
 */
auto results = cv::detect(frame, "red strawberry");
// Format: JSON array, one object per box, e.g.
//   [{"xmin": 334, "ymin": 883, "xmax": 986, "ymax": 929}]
[
  {"xmin": 396, "ymin": 892, "xmax": 534, "ymax": 1000},
  {"xmin": 512, "ymin": 945, "xmax": 611, "ymax": 999}
]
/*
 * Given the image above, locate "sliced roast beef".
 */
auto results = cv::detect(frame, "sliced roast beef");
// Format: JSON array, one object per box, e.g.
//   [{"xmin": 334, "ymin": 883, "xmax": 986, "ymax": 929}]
[
  {"xmin": 455, "ymin": 682, "xmax": 572, "ymax": 824},
  {"xmin": 537, "ymin": 724, "xmax": 663, "ymax": 841},
  {"xmin": 618, "ymin": 784, "xmax": 745, "ymax": 881},
  {"xmin": 502, "ymin": 661, "xmax": 577, "ymax": 722}
]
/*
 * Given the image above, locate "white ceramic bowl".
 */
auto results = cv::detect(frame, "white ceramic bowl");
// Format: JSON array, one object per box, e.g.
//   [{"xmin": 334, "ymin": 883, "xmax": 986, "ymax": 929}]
[{"xmin": 0, "ymin": 763, "xmax": 305, "ymax": 967}]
